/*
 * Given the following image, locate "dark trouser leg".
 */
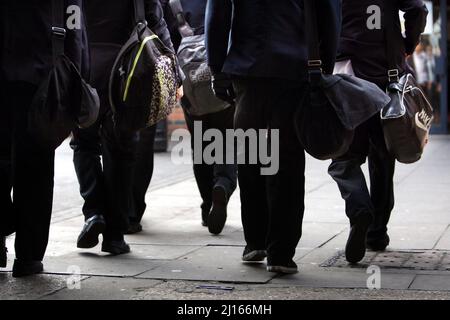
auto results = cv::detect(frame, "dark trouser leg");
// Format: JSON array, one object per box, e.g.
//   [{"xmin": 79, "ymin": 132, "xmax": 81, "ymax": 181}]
[
  {"xmin": 130, "ymin": 125, "xmax": 156, "ymax": 223},
  {"xmin": 101, "ymin": 115, "xmax": 139, "ymax": 240},
  {"xmin": 209, "ymin": 106, "xmax": 238, "ymax": 198},
  {"xmin": 9, "ymin": 82, "xmax": 55, "ymax": 262},
  {"xmin": 367, "ymin": 117, "xmax": 395, "ymax": 242},
  {"xmin": 328, "ymin": 122, "xmax": 374, "ymax": 224},
  {"xmin": 233, "ymin": 80, "xmax": 269, "ymax": 250},
  {"xmin": 265, "ymin": 83, "xmax": 306, "ymax": 262},
  {"xmin": 70, "ymin": 121, "xmax": 105, "ymax": 220},
  {"xmin": 0, "ymin": 92, "xmax": 14, "ymax": 237},
  {"xmin": 184, "ymin": 110, "xmax": 215, "ymax": 211}
]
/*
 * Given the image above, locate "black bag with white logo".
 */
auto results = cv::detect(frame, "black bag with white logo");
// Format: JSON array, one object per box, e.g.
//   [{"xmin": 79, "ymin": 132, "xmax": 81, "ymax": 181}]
[
  {"xmin": 295, "ymin": 0, "xmax": 391, "ymax": 160},
  {"xmin": 381, "ymin": 0, "xmax": 433, "ymax": 164},
  {"xmin": 29, "ymin": 0, "xmax": 100, "ymax": 150},
  {"xmin": 109, "ymin": 0, "xmax": 178, "ymax": 133},
  {"xmin": 169, "ymin": 0, "xmax": 230, "ymax": 116}
]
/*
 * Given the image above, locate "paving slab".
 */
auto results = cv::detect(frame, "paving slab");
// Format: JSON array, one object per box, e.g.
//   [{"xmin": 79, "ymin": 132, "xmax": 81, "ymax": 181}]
[
  {"xmin": 137, "ymin": 246, "xmax": 274, "ymax": 283},
  {"xmin": 409, "ymin": 275, "xmax": 450, "ymax": 291},
  {"xmin": 435, "ymin": 227, "xmax": 450, "ymax": 250},
  {"xmin": 270, "ymin": 269, "xmax": 415, "ymax": 290},
  {"xmin": 42, "ymin": 277, "xmax": 162, "ymax": 300},
  {"xmin": 0, "ymin": 272, "xmax": 87, "ymax": 300},
  {"xmin": 387, "ymin": 225, "xmax": 448, "ymax": 250},
  {"xmin": 41, "ymin": 253, "xmax": 162, "ymax": 277}
]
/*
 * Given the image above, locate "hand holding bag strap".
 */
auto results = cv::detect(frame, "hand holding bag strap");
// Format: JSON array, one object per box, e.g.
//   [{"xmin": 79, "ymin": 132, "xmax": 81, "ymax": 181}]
[
  {"xmin": 384, "ymin": 0, "xmax": 401, "ymax": 83},
  {"xmin": 304, "ymin": 0, "xmax": 323, "ymax": 83},
  {"xmin": 169, "ymin": 0, "xmax": 195, "ymax": 38},
  {"xmin": 51, "ymin": 0, "xmax": 66, "ymax": 64}
]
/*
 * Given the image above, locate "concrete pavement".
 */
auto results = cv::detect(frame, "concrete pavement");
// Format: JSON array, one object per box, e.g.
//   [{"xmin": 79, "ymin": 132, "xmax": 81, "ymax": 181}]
[{"xmin": 1, "ymin": 136, "xmax": 450, "ymax": 300}]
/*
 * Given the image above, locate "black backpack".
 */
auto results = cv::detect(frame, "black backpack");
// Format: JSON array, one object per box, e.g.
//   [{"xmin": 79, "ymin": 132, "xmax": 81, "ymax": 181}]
[
  {"xmin": 109, "ymin": 0, "xmax": 178, "ymax": 133},
  {"xmin": 28, "ymin": 0, "xmax": 100, "ymax": 150},
  {"xmin": 169, "ymin": 0, "xmax": 230, "ymax": 116}
]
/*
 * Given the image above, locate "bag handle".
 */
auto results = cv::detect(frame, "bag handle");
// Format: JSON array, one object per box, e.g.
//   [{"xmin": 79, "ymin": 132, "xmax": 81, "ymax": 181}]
[
  {"xmin": 384, "ymin": 0, "xmax": 402, "ymax": 83},
  {"xmin": 133, "ymin": 0, "xmax": 146, "ymax": 25},
  {"xmin": 169, "ymin": 0, "xmax": 195, "ymax": 38},
  {"xmin": 304, "ymin": 0, "xmax": 323, "ymax": 83},
  {"xmin": 51, "ymin": 0, "xmax": 66, "ymax": 64}
]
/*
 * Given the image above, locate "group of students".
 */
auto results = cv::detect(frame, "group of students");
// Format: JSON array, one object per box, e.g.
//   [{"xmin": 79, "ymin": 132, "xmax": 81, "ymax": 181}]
[{"xmin": 0, "ymin": 0, "xmax": 428, "ymax": 278}]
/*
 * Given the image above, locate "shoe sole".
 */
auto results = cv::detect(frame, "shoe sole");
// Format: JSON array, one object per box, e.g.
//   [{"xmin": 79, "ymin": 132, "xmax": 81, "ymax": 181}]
[
  {"xmin": 12, "ymin": 262, "xmax": 44, "ymax": 278},
  {"xmin": 208, "ymin": 187, "xmax": 228, "ymax": 235},
  {"xmin": 77, "ymin": 221, "xmax": 106, "ymax": 249},
  {"xmin": 267, "ymin": 265, "xmax": 298, "ymax": 274},
  {"xmin": 101, "ymin": 245, "xmax": 131, "ymax": 255},
  {"xmin": 242, "ymin": 250, "xmax": 267, "ymax": 263},
  {"xmin": 345, "ymin": 215, "xmax": 372, "ymax": 264}
]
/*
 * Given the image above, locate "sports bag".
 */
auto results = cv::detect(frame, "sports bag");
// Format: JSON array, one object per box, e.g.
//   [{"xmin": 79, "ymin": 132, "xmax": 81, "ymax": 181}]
[
  {"xmin": 169, "ymin": 0, "xmax": 230, "ymax": 116},
  {"xmin": 28, "ymin": 0, "xmax": 100, "ymax": 150},
  {"xmin": 380, "ymin": 0, "xmax": 433, "ymax": 164},
  {"xmin": 109, "ymin": 0, "xmax": 178, "ymax": 132},
  {"xmin": 295, "ymin": 0, "xmax": 391, "ymax": 160}
]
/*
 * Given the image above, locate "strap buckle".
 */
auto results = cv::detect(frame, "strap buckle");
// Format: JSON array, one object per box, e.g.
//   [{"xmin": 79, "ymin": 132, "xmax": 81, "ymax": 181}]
[
  {"xmin": 308, "ymin": 59, "xmax": 323, "ymax": 69},
  {"xmin": 52, "ymin": 27, "xmax": 66, "ymax": 39},
  {"xmin": 388, "ymin": 69, "xmax": 399, "ymax": 83}
]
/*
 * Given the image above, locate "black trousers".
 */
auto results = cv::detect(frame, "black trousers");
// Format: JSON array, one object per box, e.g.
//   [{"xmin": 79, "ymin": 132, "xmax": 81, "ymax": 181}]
[
  {"xmin": 0, "ymin": 82, "xmax": 55, "ymax": 262},
  {"xmin": 129, "ymin": 124, "xmax": 156, "ymax": 224},
  {"xmin": 70, "ymin": 87, "xmax": 139, "ymax": 241},
  {"xmin": 233, "ymin": 78, "xmax": 306, "ymax": 263},
  {"xmin": 328, "ymin": 115, "xmax": 395, "ymax": 242},
  {"xmin": 184, "ymin": 105, "xmax": 238, "ymax": 212}
]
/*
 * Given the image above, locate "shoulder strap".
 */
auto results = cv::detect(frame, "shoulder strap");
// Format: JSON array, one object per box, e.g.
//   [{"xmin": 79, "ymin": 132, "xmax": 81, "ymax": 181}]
[
  {"xmin": 169, "ymin": 0, "xmax": 194, "ymax": 38},
  {"xmin": 134, "ymin": 0, "xmax": 146, "ymax": 25},
  {"xmin": 384, "ymin": 0, "xmax": 401, "ymax": 83},
  {"xmin": 304, "ymin": 0, "xmax": 323, "ymax": 81},
  {"xmin": 51, "ymin": 0, "xmax": 66, "ymax": 64}
]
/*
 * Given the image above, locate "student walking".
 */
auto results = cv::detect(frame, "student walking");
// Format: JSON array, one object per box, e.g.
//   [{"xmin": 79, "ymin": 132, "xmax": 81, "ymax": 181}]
[
  {"xmin": 160, "ymin": 0, "xmax": 237, "ymax": 235},
  {"xmin": 0, "ymin": 0, "xmax": 89, "ymax": 277},
  {"xmin": 328, "ymin": 0, "xmax": 428, "ymax": 264},
  {"xmin": 71, "ymin": 0, "xmax": 176, "ymax": 253},
  {"xmin": 206, "ymin": 0, "xmax": 341, "ymax": 273}
]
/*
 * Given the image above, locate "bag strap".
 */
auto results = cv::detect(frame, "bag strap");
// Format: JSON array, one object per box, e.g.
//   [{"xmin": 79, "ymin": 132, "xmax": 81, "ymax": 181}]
[
  {"xmin": 51, "ymin": 0, "xmax": 66, "ymax": 64},
  {"xmin": 384, "ymin": 0, "xmax": 401, "ymax": 83},
  {"xmin": 169, "ymin": 0, "xmax": 194, "ymax": 38},
  {"xmin": 304, "ymin": 0, "xmax": 323, "ymax": 83},
  {"xmin": 133, "ymin": 0, "xmax": 146, "ymax": 25}
]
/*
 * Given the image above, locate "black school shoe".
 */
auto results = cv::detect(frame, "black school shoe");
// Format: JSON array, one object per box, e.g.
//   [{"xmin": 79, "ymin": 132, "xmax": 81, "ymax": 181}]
[
  {"xmin": 77, "ymin": 215, "xmax": 106, "ymax": 249},
  {"xmin": 12, "ymin": 260, "xmax": 44, "ymax": 278},
  {"xmin": 345, "ymin": 214, "xmax": 373, "ymax": 264},
  {"xmin": 101, "ymin": 239, "xmax": 130, "ymax": 255},
  {"xmin": 1, "ymin": 237, "xmax": 7, "ymax": 268},
  {"xmin": 242, "ymin": 247, "xmax": 267, "ymax": 263},
  {"xmin": 367, "ymin": 233, "xmax": 390, "ymax": 252},
  {"xmin": 267, "ymin": 260, "xmax": 298, "ymax": 274},
  {"xmin": 125, "ymin": 222, "xmax": 143, "ymax": 235},
  {"xmin": 208, "ymin": 186, "xmax": 228, "ymax": 235}
]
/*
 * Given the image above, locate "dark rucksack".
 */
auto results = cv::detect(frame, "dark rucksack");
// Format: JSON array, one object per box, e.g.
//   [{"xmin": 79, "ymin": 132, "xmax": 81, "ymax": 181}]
[
  {"xmin": 109, "ymin": 0, "xmax": 178, "ymax": 133},
  {"xmin": 28, "ymin": 0, "xmax": 100, "ymax": 150},
  {"xmin": 169, "ymin": 0, "xmax": 230, "ymax": 116}
]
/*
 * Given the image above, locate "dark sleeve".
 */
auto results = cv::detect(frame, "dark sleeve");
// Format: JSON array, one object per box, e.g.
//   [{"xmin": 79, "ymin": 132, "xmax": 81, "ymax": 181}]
[
  {"xmin": 145, "ymin": 0, "xmax": 175, "ymax": 52},
  {"xmin": 205, "ymin": 0, "xmax": 232, "ymax": 74},
  {"xmin": 316, "ymin": 0, "xmax": 341, "ymax": 74},
  {"xmin": 398, "ymin": 0, "xmax": 428, "ymax": 55},
  {"xmin": 160, "ymin": 0, "xmax": 182, "ymax": 51}
]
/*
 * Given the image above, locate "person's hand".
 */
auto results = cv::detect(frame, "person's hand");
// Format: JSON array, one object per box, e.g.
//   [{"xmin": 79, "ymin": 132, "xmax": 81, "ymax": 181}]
[
  {"xmin": 211, "ymin": 72, "xmax": 235, "ymax": 105},
  {"xmin": 176, "ymin": 86, "xmax": 184, "ymax": 101}
]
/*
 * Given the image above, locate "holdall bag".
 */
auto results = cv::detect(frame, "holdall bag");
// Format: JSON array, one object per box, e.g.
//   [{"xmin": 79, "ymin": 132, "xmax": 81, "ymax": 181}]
[
  {"xmin": 381, "ymin": 0, "xmax": 433, "ymax": 164},
  {"xmin": 169, "ymin": 0, "xmax": 230, "ymax": 116},
  {"xmin": 28, "ymin": 0, "xmax": 100, "ymax": 150},
  {"xmin": 109, "ymin": 0, "xmax": 178, "ymax": 133},
  {"xmin": 295, "ymin": 0, "xmax": 391, "ymax": 160}
]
